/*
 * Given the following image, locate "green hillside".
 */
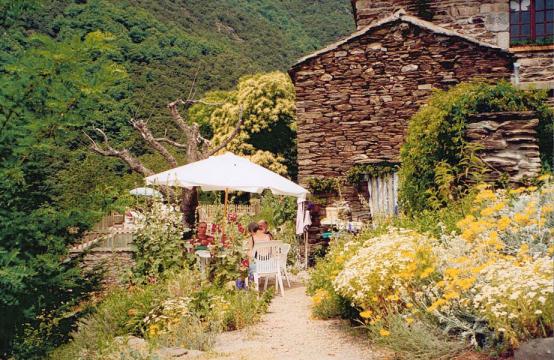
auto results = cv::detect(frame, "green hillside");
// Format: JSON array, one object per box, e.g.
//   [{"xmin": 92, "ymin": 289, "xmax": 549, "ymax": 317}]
[
  {"xmin": 0, "ymin": 1, "xmax": 353, "ymax": 356},
  {"xmin": 37, "ymin": 0, "xmax": 354, "ymax": 117}
]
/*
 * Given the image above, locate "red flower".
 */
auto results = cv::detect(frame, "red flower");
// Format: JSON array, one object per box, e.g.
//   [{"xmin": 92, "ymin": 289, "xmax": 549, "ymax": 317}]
[{"xmin": 241, "ymin": 258, "xmax": 249, "ymax": 267}]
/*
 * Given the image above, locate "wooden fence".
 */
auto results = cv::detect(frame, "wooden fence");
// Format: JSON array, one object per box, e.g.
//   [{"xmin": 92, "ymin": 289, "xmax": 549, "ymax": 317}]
[{"xmin": 197, "ymin": 203, "xmax": 260, "ymax": 223}]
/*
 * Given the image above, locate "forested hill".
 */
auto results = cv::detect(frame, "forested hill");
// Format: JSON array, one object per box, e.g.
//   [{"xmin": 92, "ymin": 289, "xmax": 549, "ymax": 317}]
[{"xmin": 26, "ymin": 0, "xmax": 354, "ymax": 111}]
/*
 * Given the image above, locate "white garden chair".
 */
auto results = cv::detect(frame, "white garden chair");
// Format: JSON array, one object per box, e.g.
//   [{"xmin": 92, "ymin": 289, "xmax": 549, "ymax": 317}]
[
  {"xmin": 278, "ymin": 243, "xmax": 291, "ymax": 288},
  {"xmin": 251, "ymin": 241, "xmax": 285, "ymax": 296}
]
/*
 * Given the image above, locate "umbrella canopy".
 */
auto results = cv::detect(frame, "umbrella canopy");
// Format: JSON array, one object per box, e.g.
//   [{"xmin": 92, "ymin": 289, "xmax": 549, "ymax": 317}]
[
  {"xmin": 144, "ymin": 152, "xmax": 308, "ymax": 199},
  {"xmin": 129, "ymin": 187, "xmax": 163, "ymax": 198}
]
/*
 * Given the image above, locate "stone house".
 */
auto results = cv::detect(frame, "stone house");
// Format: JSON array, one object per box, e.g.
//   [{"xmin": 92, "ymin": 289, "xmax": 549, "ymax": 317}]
[
  {"xmin": 289, "ymin": 1, "xmax": 553, "ymax": 220},
  {"xmin": 351, "ymin": 0, "xmax": 553, "ymax": 92}
]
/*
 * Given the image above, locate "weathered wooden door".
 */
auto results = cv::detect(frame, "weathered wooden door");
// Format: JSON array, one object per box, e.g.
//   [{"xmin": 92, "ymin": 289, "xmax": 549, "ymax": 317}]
[{"xmin": 367, "ymin": 172, "xmax": 398, "ymax": 218}]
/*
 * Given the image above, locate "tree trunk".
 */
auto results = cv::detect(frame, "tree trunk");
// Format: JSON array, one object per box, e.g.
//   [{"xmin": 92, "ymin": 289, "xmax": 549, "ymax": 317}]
[{"xmin": 180, "ymin": 187, "xmax": 198, "ymax": 228}]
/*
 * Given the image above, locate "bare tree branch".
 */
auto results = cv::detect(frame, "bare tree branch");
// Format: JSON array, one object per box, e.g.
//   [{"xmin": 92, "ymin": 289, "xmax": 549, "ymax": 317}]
[
  {"xmin": 206, "ymin": 105, "xmax": 244, "ymax": 157},
  {"xmin": 155, "ymin": 137, "xmax": 188, "ymax": 149},
  {"xmin": 131, "ymin": 119, "xmax": 178, "ymax": 167},
  {"xmin": 84, "ymin": 129, "xmax": 155, "ymax": 177}
]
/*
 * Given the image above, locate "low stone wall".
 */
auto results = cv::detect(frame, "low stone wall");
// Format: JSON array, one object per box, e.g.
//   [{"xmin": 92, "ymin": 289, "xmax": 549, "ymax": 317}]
[
  {"xmin": 465, "ymin": 111, "xmax": 541, "ymax": 182},
  {"xmin": 81, "ymin": 250, "xmax": 135, "ymax": 288}
]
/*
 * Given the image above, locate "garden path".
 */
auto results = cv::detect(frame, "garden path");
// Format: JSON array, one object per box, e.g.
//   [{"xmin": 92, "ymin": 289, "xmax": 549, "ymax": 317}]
[{"xmin": 204, "ymin": 278, "xmax": 383, "ymax": 360}]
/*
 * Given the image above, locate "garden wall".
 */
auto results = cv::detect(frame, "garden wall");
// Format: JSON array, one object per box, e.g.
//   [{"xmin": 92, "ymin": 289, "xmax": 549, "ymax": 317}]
[
  {"xmin": 466, "ymin": 111, "xmax": 542, "ymax": 182},
  {"xmin": 81, "ymin": 250, "xmax": 135, "ymax": 288}
]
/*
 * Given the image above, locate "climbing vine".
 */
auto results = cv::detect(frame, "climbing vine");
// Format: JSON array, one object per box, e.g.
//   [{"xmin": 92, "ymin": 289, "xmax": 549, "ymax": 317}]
[
  {"xmin": 345, "ymin": 162, "xmax": 400, "ymax": 185},
  {"xmin": 399, "ymin": 81, "xmax": 554, "ymax": 214}
]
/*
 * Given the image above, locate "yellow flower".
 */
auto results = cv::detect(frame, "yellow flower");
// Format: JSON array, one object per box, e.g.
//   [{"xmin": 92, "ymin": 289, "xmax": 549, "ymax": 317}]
[
  {"xmin": 420, "ymin": 267, "xmax": 434, "ymax": 279},
  {"xmin": 148, "ymin": 324, "xmax": 160, "ymax": 337},
  {"xmin": 406, "ymin": 303, "xmax": 414, "ymax": 309},
  {"xmin": 428, "ymin": 298, "xmax": 447, "ymax": 312},
  {"xmin": 513, "ymin": 213, "xmax": 529, "ymax": 225},
  {"xmin": 475, "ymin": 189, "xmax": 496, "ymax": 203},
  {"xmin": 405, "ymin": 317, "xmax": 415, "ymax": 325},
  {"xmin": 527, "ymin": 186, "xmax": 538, "ymax": 192},
  {"xmin": 453, "ymin": 256, "xmax": 469, "ymax": 264},
  {"xmin": 537, "ymin": 174, "xmax": 551, "ymax": 182},
  {"xmin": 458, "ymin": 277, "xmax": 476, "ymax": 291},
  {"xmin": 480, "ymin": 207, "xmax": 495, "ymax": 217},
  {"xmin": 379, "ymin": 329, "xmax": 391, "ymax": 337},
  {"xmin": 509, "ymin": 187, "xmax": 525, "ymax": 195},
  {"xmin": 445, "ymin": 268, "xmax": 461, "ymax": 278},
  {"xmin": 461, "ymin": 229, "xmax": 474, "ymax": 242},
  {"xmin": 493, "ymin": 201, "xmax": 506, "ymax": 212},
  {"xmin": 497, "ymin": 216, "xmax": 511, "ymax": 231},
  {"xmin": 386, "ymin": 294, "xmax": 400, "ymax": 301},
  {"xmin": 476, "ymin": 183, "xmax": 490, "ymax": 191},
  {"xmin": 444, "ymin": 291, "xmax": 459, "ymax": 300},
  {"xmin": 360, "ymin": 310, "xmax": 373, "ymax": 319},
  {"xmin": 542, "ymin": 204, "xmax": 554, "ymax": 214}
]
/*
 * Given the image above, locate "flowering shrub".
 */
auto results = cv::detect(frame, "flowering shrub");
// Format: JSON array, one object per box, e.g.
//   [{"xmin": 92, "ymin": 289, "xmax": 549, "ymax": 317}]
[
  {"xmin": 308, "ymin": 178, "xmax": 554, "ymax": 356},
  {"xmin": 133, "ymin": 201, "xmax": 190, "ymax": 282},
  {"xmin": 143, "ymin": 297, "xmax": 193, "ymax": 337},
  {"xmin": 457, "ymin": 180, "xmax": 554, "ymax": 256},
  {"xmin": 471, "ymin": 256, "xmax": 553, "ymax": 347},
  {"xmin": 333, "ymin": 229, "xmax": 438, "ymax": 314}
]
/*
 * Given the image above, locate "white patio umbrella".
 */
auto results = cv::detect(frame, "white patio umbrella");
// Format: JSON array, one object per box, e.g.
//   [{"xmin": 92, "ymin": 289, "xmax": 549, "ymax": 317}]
[
  {"xmin": 144, "ymin": 152, "xmax": 309, "ymax": 236},
  {"xmin": 144, "ymin": 152, "xmax": 308, "ymax": 199},
  {"xmin": 129, "ymin": 187, "xmax": 163, "ymax": 198}
]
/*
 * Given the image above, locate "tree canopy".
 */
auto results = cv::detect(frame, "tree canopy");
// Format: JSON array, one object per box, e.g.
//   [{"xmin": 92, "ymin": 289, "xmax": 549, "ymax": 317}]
[{"xmin": 191, "ymin": 72, "xmax": 297, "ymax": 177}]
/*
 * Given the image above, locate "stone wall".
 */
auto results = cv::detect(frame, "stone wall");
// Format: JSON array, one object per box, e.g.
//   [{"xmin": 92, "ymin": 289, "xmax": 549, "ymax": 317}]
[
  {"xmin": 290, "ymin": 20, "xmax": 513, "ymax": 219},
  {"xmin": 352, "ymin": 0, "xmax": 509, "ymax": 47},
  {"xmin": 81, "ymin": 250, "xmax": 135, "ymax": 288},
  {"xmin": 465, "ymin": 111, "xmax": 542, "ymax": 182},
  {"xmin": 351, "ymin": 0, "xmax": 554, "ymax": 94}
]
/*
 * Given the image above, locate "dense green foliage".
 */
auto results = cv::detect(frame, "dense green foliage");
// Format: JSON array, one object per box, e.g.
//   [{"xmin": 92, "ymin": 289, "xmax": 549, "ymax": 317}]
[
  {"xmin": 0, "ymin": 0, "xmax": 353, "ymax": 357},
  {"xmin": 0, "ymin": 18, "xmax": 127, "ymax": 357},
  {"xmin": 399, "ymin": 82, "xmax": 554, "ymax": 214}
]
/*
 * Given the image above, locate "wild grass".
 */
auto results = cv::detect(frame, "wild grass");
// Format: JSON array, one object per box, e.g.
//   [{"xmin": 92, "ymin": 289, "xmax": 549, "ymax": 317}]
[{"xmin": 364, "ymin": 313, "xmax": 467, "ymax": 360}]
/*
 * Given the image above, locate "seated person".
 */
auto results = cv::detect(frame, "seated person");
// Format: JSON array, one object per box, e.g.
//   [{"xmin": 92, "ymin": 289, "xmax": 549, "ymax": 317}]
[
  {"xmin": 192, "ymin": 221, "xmax": 214, "ymax": 248},
  {"xmin": 246, "ymin": 222, "xmax": 272, "ymax": 260},
  {"xmin": 257, "ymin": 219, "xmax": 274, "ymax": 240}
]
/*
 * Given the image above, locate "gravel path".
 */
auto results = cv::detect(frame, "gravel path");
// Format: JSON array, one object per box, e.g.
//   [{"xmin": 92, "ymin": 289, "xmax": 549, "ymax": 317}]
[{"xmin": 204, "ymin": 280, "xmax": 383, "ymax": 360}]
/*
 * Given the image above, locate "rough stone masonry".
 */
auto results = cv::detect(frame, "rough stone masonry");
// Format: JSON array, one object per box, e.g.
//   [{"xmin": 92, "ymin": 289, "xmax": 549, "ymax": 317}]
[{"xmin": 289, "ymin": 15, "xmax": 513, "ymax": 219}]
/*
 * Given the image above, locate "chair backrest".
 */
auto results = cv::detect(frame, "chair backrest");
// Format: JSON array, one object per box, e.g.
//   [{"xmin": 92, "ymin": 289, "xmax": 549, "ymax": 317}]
[
  {"xmin": 278, "ymin": 243, "xmax": 290, "ymax": 268},
  {"xmin": 252, "ymin": 242, "xmax": 282, "ymax": 274}
]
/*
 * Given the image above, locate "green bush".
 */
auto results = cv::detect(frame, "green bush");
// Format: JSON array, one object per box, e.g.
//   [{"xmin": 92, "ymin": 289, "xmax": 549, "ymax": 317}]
[
  {"xmin": 132, "ymin": 202, "xmax": 192, "ymax": 283},
  {"xmin": 399, "ymin": 81, "xmax": 554, "ymax": 214},
  {"xmin": 50, "ymin": 283, "xmax": 167, "ymax": 359},
  {"xmin": 306, "ymin": 177, "xmax": 341, "ymax": 194}
]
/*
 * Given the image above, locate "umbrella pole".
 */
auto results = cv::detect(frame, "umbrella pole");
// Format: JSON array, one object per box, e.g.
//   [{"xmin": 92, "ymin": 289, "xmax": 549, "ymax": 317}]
[
  {"xmin": 304, "ymin": 230, "xmax": 308, "ymax": 269},
  {"xmin": 223, "ymin": 188, "xmax": 228, "ymax": 237}
]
